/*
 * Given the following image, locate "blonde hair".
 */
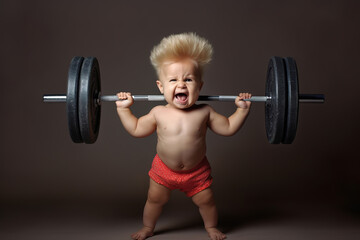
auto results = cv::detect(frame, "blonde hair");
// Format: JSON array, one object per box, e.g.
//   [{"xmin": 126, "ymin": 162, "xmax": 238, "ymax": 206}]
[{"xmin": 150, "ymin": 32, "xmax": 213, "ymax": 78}]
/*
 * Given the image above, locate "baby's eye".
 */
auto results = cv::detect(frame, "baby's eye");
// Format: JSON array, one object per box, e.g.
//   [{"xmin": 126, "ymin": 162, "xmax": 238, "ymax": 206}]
[
  {"xmin": 169, "ymin": 79, "xmax": 177, "ymax": 82},
  {"xmin": 185, "ymin": 78, "xmax": 192, "ymax": 82}
]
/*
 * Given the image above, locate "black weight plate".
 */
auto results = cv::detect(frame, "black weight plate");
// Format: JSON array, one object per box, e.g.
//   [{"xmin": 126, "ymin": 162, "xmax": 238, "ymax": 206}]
[
  {"xmin": 282, "ymin": 57, "xmax": 299, "ymax": 144},
  {"xmin": 66, "ymin": 56, "xmax": 84, "ymax": 143},
  {"xmin": 265, "ymin": 56, "xmax": 286, "ymax": 144},
  {"xmin": 78, "ymin": 57, "xmax": 101, "ymax": 144}
]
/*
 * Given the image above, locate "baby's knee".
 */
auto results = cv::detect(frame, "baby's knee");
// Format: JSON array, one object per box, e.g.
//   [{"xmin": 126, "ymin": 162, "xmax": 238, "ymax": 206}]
[
  {"xmin": 192, "ymin": 189, "xmax": 215, "ymax": 208},
  {"xmin": 147, "ymin": 190, "xmax": 170, "ymax": 205}
]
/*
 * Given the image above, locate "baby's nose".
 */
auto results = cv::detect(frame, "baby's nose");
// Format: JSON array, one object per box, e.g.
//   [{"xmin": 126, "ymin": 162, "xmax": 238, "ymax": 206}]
[{"xmin": 177, "ymin": 81, "xmax": 186, "ymax": 88}]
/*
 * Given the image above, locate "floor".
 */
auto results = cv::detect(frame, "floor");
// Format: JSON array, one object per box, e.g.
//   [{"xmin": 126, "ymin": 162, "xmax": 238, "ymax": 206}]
[{"xmin": 1, "ymin": 202, "xmax": 360, "ymax": 240}]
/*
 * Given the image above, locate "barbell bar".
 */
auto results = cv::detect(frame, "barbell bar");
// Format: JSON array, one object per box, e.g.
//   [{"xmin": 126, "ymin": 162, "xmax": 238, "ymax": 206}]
[
  {"xmin": 43, "ymin": 94, "xmax": 324, "ymax": 103},
  {"xmin": 42, "ymin": 56, "xmax": 325, "ymax": 144}
]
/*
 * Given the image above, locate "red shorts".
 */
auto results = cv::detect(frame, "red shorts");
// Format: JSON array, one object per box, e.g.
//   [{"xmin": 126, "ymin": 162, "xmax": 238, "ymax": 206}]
[{"xmin": 148, "ymin": 154, "xmax": 213, "ymax": 197}]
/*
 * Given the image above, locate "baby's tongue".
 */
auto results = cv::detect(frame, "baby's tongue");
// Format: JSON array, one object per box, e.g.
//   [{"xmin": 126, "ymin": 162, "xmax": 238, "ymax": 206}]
[{"xmin": 176, "ymin": 94, "xmax": 187, "ymax": 101}]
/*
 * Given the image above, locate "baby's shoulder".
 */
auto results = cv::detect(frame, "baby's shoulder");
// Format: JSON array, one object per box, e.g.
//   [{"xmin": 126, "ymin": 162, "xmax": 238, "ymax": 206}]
[
  {"xmin": 149, "ymin": 105, "xmax": 168, "ymax": 116},
  {"xmin": 150, "ymin": 105, "xmax": 166, "ymax": 112},
  {"xmin": 195, "ymin": 103, "xmax": 213, "ymax": 112},
  {"xmin": 189, "ymin": 104, "xmax": 213, "ymax": 118}
]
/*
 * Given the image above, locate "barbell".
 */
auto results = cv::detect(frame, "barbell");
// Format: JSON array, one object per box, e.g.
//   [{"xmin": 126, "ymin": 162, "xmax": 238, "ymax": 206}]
[{"xmin": 43, "ymin": 56, "xmax": 325, "ymax": 144}]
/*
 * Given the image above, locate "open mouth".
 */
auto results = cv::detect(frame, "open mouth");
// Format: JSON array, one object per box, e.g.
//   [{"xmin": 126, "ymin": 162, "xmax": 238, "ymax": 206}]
[{"xmin": 175, "ymin": 93, "xmax": 188, "ymax": 104}]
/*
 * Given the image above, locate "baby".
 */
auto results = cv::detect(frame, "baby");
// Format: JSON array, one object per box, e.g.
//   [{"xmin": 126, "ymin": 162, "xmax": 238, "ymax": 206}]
[{"xmin": 116, "ymin": 33, "xmax": 251, "ymax": 240}]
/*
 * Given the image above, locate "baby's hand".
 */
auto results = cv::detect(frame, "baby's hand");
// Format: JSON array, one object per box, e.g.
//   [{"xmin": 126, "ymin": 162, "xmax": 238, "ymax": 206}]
[
  {"xmin": 116, "ymin": 92, "xmax": 134, "ymax": 108},
  {"xmin": 235, "ymin": 93, "xmax": 252, "ymax": 109}
]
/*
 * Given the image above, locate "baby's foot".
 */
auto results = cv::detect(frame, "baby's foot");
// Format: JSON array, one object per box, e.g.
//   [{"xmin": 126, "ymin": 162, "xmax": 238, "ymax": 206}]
[
  {"xmin": 206, "ymin": 227, "xmax": 227, "ymax": 240},
  {"xmin": 131, "ymin": 226, "xmax": 154, "ymax": 240}
]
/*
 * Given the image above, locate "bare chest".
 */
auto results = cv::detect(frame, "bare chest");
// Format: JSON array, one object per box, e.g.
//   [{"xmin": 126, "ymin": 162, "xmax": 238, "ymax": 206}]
[{"xmin": 155, "ymin": 107, "xmax": 209, "ymax": 136}]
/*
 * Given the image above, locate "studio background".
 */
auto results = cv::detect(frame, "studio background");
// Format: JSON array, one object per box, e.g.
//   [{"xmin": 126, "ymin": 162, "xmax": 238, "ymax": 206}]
[{"xmin": 1, "ymin": 0, "xmax": 359, "ymax": 239}]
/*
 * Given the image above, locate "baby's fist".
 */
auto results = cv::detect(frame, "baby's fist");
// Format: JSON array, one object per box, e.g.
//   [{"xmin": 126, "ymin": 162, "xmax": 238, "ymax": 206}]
[
  {"xmin": 116, "ymin": 92, "xmax": 134, "ymax": 108},
  {"xmin": 236, "ymin": 93, "xmax": 252, "ymax": 109}
]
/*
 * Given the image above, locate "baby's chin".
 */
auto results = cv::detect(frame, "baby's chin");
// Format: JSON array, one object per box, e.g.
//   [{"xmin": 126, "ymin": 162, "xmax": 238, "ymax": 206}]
[{"xmin": 169, "ymin": 99, "xmax": 197, "ymax": 109}]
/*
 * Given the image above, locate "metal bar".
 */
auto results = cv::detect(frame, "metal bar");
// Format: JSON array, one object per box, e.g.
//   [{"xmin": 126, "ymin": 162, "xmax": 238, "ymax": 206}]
[
  {"xmin": 100, "ymin": 95, "xmax": 162, "ymax": 101},
  {"xmin": 101, "ymin": 95, "xmax": 270, "ymax": 102},
  {"xmin": 299, "ymin": 94, "xmax": 325, "ymax": 103},
  {"xmin": 42, "ymin": 94, "xmax": 325, "ymax": 103},
  {"xmin": 43, "ymin": 94, "xmax": 67, "ymax": 102}
]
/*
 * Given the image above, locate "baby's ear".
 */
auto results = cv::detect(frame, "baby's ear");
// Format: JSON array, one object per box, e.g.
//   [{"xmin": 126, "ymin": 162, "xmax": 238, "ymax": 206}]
[{"xmin": 156, "ymin": 80, "xmax": 164, "ymax": 94}]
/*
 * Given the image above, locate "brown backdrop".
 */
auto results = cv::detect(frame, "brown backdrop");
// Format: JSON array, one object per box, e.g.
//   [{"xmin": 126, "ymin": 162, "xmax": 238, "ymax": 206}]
[{"xmin": 1, "ymin": 0, "xmax": 359, "ymax": 221}]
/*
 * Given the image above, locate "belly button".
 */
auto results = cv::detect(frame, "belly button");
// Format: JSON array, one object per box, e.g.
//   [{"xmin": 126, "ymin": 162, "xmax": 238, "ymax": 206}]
[{"xmin": 179, "ymin": 164, "xmax": 185, "ymax": 169}]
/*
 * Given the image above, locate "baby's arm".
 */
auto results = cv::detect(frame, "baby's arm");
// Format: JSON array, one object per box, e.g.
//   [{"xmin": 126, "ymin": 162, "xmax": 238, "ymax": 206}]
[
  {"xmin": 116, "ymin": 92, "xmax": 156, "ymax": 138},
  {"xmin": 208, "ymin": 93, "xmax": 251, "ymax": 136}
]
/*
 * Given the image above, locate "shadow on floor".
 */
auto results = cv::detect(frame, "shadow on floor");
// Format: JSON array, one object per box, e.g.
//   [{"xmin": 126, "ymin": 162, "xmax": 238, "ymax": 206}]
[{"xmin": 152, "ymin": 207, "xmax": 287, "ymax": 236}]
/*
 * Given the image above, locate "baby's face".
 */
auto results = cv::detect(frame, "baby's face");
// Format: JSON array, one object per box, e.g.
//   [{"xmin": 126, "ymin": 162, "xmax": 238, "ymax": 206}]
[{"xmin": 157, "ymin": 59, "xmax": 203, "ymax": 109}]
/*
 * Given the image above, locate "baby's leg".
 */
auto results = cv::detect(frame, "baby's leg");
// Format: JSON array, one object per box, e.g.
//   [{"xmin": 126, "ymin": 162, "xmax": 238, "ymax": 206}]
[
  {"xmin": 131, "ymin": 179, "xmax": 171, "ymax": 240},
  {"xmin": 192, "ymin": 188, "xmax": 226, "ymax": 240}
]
